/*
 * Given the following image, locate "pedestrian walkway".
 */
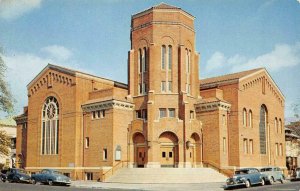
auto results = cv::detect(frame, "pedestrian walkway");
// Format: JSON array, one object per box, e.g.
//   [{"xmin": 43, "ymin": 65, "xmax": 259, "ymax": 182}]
[{"xmin": 72, "ymin": 181, "xmax": 225, "ymax": 191}]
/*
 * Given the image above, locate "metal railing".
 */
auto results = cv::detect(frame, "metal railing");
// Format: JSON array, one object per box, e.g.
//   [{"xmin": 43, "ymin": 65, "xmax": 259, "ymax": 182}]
[
  {"xmin": 101, "ymin": 160, "xmax": 129, "ymax": 182},
  {"xmin": 202, "ymin": 160, "xmax": 233, "ymax": 177}
]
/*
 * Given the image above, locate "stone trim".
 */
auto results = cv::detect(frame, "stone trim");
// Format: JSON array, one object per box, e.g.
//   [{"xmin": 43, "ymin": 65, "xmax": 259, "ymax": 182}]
[
  {"xmin": 195, "ymin": 101, "xmax": 231, "ymax": 112},
  {"xmin": 82, "ymin": 99, "xmax": 134, "ymax": 112},
  {"xmin": 132, "ymin": 21, "xmax": 195, "ymax": 33}
]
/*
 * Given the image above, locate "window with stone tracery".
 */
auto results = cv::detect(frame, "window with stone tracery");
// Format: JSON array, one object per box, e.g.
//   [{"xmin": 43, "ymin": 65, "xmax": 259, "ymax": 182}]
[{"xmin": 41, "ymin": 96, "xmax": 59, "ymax": 155}]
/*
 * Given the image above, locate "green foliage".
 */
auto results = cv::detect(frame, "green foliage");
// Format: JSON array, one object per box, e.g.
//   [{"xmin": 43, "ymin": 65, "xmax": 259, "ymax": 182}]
[
  {"xmin": 0, "ymin": 47, "xmax": 14, "ymax": 114},
  {"xmin": 0, "ymin": 130, "xmax": 10, "ymax": 156}
]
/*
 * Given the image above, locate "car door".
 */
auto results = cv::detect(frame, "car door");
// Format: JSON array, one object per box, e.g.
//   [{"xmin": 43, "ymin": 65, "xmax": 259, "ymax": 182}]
[{"xmin": 252, "ymin": 169, "xmax": 260, "ymax": 183}]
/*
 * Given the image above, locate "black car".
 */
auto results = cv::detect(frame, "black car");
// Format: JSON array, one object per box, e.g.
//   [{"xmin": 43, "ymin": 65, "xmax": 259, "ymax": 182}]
[{"xmin": 6, "ymin": 168, "xmax": 31, "ymax": 183}]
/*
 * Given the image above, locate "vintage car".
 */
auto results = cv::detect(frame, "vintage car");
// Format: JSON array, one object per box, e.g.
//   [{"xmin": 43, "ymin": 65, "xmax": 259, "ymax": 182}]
[
  {"xmin": 225, "ymin": 168, "xmax": 267, "ymax": 189},
  {"xmin": 31, "ymin": 169, "xmax": 71, "ymax": 186},
  {"xmin": 260, "ymin": 166, "xmax": 284, "ymax": 184},
  {"xmin": 6, "ymin": 168, "xmax": 31, "ymax": 183},
  {"xmin": 291, "ymin": 168, "xmax": 300, "ymax": 181}
]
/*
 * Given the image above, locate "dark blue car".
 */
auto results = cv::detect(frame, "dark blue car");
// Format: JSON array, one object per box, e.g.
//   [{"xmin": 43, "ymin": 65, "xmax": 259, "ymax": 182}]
[
  {"xmin": 31, "ymin": 169, "xmax": 71, "ymax": 186},
  {"xmin": 225, "ymin": 168, "xmax": 267, "ymax": 189}
]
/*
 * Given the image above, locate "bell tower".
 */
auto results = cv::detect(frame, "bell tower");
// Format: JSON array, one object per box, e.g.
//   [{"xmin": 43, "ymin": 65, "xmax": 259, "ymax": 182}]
[{"xmin": 128, "ymin": 3, "xmax": 201, "ymax": 168}]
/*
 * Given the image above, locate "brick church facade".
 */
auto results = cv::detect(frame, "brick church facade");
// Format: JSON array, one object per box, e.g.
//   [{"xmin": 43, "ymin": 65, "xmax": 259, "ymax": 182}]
[{"xmin": 15, "ymin": 3, "xmax": 286, "ymax": 180}]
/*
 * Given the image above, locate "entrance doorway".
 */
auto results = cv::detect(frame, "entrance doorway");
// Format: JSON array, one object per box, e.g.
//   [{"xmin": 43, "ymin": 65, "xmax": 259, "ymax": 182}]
[
  {"xmin": 133, "ymin": 132, "xmax": 147, "ymax": 168},
  {"xmin": 159, "ymin": 131, "xmax": 179, "ymax": 168}
]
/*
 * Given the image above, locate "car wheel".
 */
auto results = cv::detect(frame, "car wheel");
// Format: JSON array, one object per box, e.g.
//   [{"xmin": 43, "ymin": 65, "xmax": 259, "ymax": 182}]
[
  {"xmin": 31, "ymin": 178, "xmax": 36, "ymax": 185},
  {"xmin": 269, "ymin": 177, "xmax": 274, "ymax": 185},
  {"xmin": 261, "ymin": 178, "xmax": 265, "ymax": 186},
  {"xmin": 245, "ymin": 180, "xmax": 251, "ymax": 188},
  {"xmin": 280, "ymin": 176, "xmax": 284, "ymax": 184},
  {"xmin": 48, "ymin": 180, "xmax": 53, "ymax": 186}
]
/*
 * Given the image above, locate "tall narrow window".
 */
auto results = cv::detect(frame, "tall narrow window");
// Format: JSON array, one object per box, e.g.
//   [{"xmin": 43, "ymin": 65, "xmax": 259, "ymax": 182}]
[
  {"xmin": 161, "ymin": 81, "xmax": 166, "ymax": 92},
  {"xmin": 275, "ymin": 118, "xmax": 278, "ymax": 133},
  {"xmin": 186, "ymin": 49, "xmax": 190, "ymax": 73},
  {"xmin": 259, "ymin": 105, "xmax": 267, "ymax": 154},
  {"xmin": 249, "ymin": 110, "xmax": 253, "ymax": 128},
  {"xmin": 279, "ymin": 119, "xmax": 282, "ymax": 134},
  {"xmin": 42, "ymin": 96, "xmax": 59, "ymax": 155},
  {"xmin": 103, "ymin": 148, "xmax": 108, "ymax": 160},
  {"xmin": 139, "ymin": 49, "xmax": 142, "ymax": 73},
  {"xmin": 190, "ymin": 110, "xmax": 195, "ymax": 119},
  {"xmin": 279, "ymin": 143, "xmax": 283, "ymax": 156},
  {"xmin": 168, "ymin": 45, "xmax": 172, "ymax": 70},
  {"xmin": 243, "ymin": 108, "xmax": 247, "ymax": 127},
  {"xmin": 223, "ymin": 137, "xmax": 226, "ymax": 153},
  {"xmin": 168, "ymin": 81, "xmax": 172, "ymax": 92},
  {"xmin": 275, "ymin": 143, "xmax": 279, "ymax": 156},
  {"xmin": 143, "ymin": 47, "xmax": 147, "ymax": 72},
  {"xmin": 243, "ymin": 138, "xmax": 248, "ymax": 154},
  {"xmin": 249, "ymin": 139, "xmax": 253, "ymax": 154},
  {"xmin": 85, "ymin": 137, "xmax": 89, "ymax": 149},
  {"xmin": 161, "ymin": 45, "xmax": 166, "ymax": 69}
]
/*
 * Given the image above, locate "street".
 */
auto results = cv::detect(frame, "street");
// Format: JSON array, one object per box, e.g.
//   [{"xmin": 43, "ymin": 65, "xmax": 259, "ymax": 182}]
[{"xmin": 0, "ymin": 181, "xmax": 300, "ymax": 191}]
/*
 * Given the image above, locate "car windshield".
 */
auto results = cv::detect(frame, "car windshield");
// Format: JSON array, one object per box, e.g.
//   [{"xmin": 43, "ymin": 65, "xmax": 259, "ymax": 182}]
[{"xmin": 235, "ymin": 170, "xmax": 248, "ymax": 175}]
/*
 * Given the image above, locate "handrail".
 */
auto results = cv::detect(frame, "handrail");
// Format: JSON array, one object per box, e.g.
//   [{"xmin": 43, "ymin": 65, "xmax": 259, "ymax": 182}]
[
  {"xmin": 203, "ymin": 160, "xmax": 233, "ymax": 177},
  {"xmin": 101, "ymin": 160, "xmax": 129, "ymax": 182}
]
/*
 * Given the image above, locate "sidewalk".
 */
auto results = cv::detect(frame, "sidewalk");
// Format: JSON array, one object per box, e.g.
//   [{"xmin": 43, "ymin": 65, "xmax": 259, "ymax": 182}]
[{"xmin": 71, "ymin": 181, "xmax": 225, "ymax": 191}]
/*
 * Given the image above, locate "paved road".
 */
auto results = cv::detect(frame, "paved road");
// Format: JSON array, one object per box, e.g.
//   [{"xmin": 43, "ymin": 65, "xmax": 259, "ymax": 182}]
[
  {"xmin": 0, "ymin": 182, "xmax": 131, "ymax": 191},
  {"xmin": 0, "ymin": 180, "xmax": 300, "ymax": 191},
  {"xmin": 227, "ymin": 181, "xmax": 300, "ymax": 191}
]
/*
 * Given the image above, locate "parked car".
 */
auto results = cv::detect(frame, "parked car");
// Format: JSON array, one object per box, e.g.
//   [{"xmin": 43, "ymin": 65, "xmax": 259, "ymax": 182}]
[
  {"xmin": 31, "ymin": 169, "xmax": 71, "ymax": 186},
  {"xmin": 0, "ymin": 170, "xmax": 8, "ymax": 182},
  {"xmin": 291, "ymin": 168, "xmax": 300, "ymax": 181},
  {"xmin": 225, "ymin": 168, "xmax": 267, "ymax": 189},
  {"xmin": 6, "ymin": 168, "xmax": 31, "ymax": 183},
  {"xmin": 260, "ymin": 166, "xmax": 284, "ymax": 184}
]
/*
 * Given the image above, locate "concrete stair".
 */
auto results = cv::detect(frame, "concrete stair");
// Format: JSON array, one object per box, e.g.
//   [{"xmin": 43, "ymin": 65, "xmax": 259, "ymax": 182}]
[{"xmin": 106, "ymin": 168, "xmax": 228, "ymax": 183}]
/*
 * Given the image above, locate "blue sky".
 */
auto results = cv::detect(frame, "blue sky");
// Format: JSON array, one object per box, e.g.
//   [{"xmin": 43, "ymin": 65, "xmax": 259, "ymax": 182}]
[{"xmin": 0, "ymin": 0, "xmax": 299, "ymax": 122}]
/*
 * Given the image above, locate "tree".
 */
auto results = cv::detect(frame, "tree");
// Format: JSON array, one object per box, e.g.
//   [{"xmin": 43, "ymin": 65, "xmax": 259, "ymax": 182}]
[
  {"xmin": 0, "ymin": 130, "xmax": 10, "ymax": 156},
  {"xmin": 0, "ymin": 47, "xmax": 14, "ymax": 157},
  {"xmin": 0, "ymin": 47, "xmax": 14, "ymax": 114}
]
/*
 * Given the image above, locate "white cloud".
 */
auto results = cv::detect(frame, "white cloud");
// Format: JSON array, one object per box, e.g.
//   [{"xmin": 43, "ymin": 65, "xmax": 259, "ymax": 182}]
[
  {"xmin": 2, "ymin": 47, "xmax": 91, "ymax": 116},
  {"xmin": 205, "ymin": 51, "xmax": 226, "ymax": 72},
  {"xmin": 297, "ymin": 0, "xmax": 300, "ymax": 4},
  {"xmin": 41, "ymin": 45, "xmax": 73, "ymax": 61},
  {"xmin": 205, "ymin": 42, "xmax": 300, "ymax": 74},
  {"xmin": 0, "ymin": 0, "xmax": 42, "ymax": 20}
]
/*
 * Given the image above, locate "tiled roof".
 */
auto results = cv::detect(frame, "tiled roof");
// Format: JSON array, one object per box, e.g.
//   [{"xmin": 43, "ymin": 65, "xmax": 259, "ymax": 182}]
[
  {"xmin": 0, "ymin": 117, "xmax": 17, "ymax": 127},
  {"xmin": 153, "ymin": 3, "xmax": 179, "ymax": 9},
  {"xmin": 200, "ymin": 68, "xmax": 264, "ymax": 86}
]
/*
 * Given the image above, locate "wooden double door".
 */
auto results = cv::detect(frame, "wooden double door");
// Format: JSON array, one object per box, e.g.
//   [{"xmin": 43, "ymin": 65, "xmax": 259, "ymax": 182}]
[{"xmin": 160, "ymin": 146, "xmax": 175, "ymax": 167}]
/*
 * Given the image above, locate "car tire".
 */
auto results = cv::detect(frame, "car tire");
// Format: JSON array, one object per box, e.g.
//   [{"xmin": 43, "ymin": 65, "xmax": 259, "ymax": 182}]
[
  {"xmin": 261, "ymin": 178, "xmax": 265, "ymax": 186},
  {"xmin": 269, "ymin": 177, "xmax": 274, "ymax": 185},
  {"xmin": 31, "ymin": 178, "xmax": 36, "ymax": 185},
  {"xmin": 245, "ymin": 180, "xmax": 251, "ymax": 188},
  {"xmin": 48, "ymin": 180, "xmax": 53, "ymax": 186}
]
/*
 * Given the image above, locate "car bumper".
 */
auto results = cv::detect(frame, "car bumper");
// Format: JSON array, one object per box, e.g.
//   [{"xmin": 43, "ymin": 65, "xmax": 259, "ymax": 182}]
[
  {"xmin": 54, "ymin": 180, "xmax": 71, "ymax": 184},
  {"xmin": 225, "ymin": 180, "xmax": 246, "ymax": 188}
]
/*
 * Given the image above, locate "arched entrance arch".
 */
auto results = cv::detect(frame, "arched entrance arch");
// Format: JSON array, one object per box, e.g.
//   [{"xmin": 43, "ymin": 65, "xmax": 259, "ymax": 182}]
[
  {"xmin": 187, "ymin": 133, "xmax": 201, "ymax": 167},
  {"xmin": 159, "ymin": 131, "xmax": 179, "ymax": 167},
  {"xmin": 132, "ymin": 132, "xmax": 147, "ymax": 167}
]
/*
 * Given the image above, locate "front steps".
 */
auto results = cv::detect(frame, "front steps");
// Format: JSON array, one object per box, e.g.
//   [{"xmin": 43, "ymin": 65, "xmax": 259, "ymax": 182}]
[{"xmin": 106, "ymin": 168, "xmax": 228, "ymax": 183}]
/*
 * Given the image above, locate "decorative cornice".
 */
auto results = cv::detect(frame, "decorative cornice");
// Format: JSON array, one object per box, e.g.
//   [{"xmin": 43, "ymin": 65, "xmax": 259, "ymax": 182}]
[
  {"xmin": 195, "ymin": 101, "xmax": 231, "ymax": 112},
  {"xmin": 14, "ymin": 116, "xmax": 28, "ymax": 125},
  {"xmin": 82, "ymin": 99, "xmax": 134, "ymax": 112},
  {"xmin": 131, "ymin": 21, "xmax": 195, "ymax": 33}
]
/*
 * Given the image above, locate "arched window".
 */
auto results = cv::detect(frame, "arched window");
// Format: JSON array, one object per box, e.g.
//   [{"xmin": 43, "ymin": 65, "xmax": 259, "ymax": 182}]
[
  {"xmin": 138, "ymin": 49, "xmax": 142, "ymax": 73},
  {"xmin": 275, "ymin": 117, "xmax": 278, "ymax": 133},
  {"xmin": 42, "ymin": 96, "xmax": 59, "ymax": 155},
  {"xmin": 143, "ymin": 47, "xmax": 147, "ymax": 72},
  {"xmin": 249, "ymin": 110, "xmax": 253, "ymax": 128},
  {"xmin": 168, "ymin": 45, "xmax": 172, "ymax": 70},
  {"xmin": 161, "ymin": 45, "xmax": 166, "ymax": 69},
  {"xmin": 243, "ymin": 108, "xmax": 247, "ymax": 127},
  {"xmin": 259, "ymin": 105, "xmax": 268, "ymax": 154}
]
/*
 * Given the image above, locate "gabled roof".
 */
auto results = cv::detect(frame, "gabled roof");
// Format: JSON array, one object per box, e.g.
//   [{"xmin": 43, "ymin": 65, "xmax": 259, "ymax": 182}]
[
  {"xmin": 200, "ymin": 68, "xmax": 264, "ymax": 86},
  {"xmin": 132, "ymin": 2, "xmax": 194, "ymax": 19},
  {"xmin": 27, "ymin": 64, "xmax": 127, "ymax": 89}
]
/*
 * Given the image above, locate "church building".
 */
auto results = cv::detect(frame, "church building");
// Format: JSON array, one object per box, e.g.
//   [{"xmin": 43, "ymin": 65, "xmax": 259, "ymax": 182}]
[{"xmin": 15, "ymin": 3, "xmax": 286, "ymax": 180}]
